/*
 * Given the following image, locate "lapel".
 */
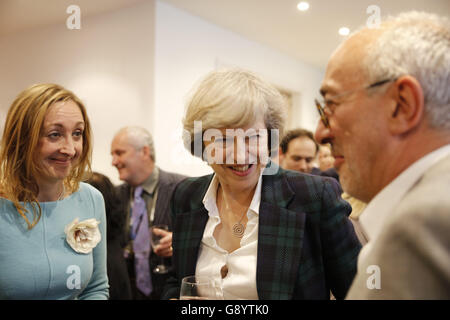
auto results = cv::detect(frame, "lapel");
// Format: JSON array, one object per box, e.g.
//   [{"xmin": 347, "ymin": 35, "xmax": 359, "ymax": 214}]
[
  {"xmin": 256, "ymin": 164, "xmax": 306, "ymax": 299},
  {"xmin": 153, "ymin": 169, "xmax": 167, "ymax": 225},
  {"xmin": 173, "ymin": 207, "xmax": 209, "ymax": 279},
  {"xmin": 172, "ymin": 175, "xmax": 212, "ymax": 280}
]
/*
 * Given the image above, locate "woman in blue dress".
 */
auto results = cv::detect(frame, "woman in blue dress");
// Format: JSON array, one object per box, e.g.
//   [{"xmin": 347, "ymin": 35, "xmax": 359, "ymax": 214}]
[{"xmin": 0, "ymin": 83, "xmax": 109, "ymax": 299}]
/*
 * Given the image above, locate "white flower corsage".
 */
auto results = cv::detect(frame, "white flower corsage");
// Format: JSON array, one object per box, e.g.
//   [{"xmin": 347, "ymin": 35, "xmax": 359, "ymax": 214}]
[{"xmin": 64, "ymin": 218, "xmax": 101, "ymax": 254}]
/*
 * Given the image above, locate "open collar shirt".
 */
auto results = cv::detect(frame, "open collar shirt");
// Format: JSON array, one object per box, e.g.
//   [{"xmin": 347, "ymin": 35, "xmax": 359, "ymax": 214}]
[
  {"xmin": 195, "ymin": 173, "xmax": 263, "ymax": 300},
  {"xmin": 358, "ymin": 144, "xmax": 450, "ymax": 264}
]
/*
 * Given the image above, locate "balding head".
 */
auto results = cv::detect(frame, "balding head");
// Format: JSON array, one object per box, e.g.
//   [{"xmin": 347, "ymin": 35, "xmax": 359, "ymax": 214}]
[
  {"xmin": 111, "ymin": 126, "xmax": 155, "ymax": 186},
  {"xmin": 114, "ymin": 126, "xmax": 155, "ymax": 161},
  {"xmin": 315, "ymin": 11, "xmax": 450, "ymax": 202}
]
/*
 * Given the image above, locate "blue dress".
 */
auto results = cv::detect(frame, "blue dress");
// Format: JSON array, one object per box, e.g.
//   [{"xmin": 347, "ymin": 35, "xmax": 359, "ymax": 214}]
[{"xmin": 0, "ymin": 183, "xmax": 109, "ymax": 299}]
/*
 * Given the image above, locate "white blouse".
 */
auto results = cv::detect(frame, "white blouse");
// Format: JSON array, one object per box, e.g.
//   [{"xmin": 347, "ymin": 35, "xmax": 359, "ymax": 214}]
[{"xmin": 195, "ymin": 174, "xmax": 262, "ymax": 300}]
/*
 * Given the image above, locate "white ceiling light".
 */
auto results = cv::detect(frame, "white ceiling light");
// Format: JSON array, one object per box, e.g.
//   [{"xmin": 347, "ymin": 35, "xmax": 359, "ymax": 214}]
[
  {"xmin": 339, "ymin": 27, "xmax": 350, "ymax": 36},
  {"xmin": 297, "ymin": 2, "xmax": 310, "ymax": 11}
]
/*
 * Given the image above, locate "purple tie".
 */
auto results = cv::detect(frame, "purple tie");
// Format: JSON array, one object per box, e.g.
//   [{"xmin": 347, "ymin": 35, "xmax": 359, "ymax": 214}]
[{"xmin": 131, "ymin": 186, "xmax": 152, "ymax": 296}]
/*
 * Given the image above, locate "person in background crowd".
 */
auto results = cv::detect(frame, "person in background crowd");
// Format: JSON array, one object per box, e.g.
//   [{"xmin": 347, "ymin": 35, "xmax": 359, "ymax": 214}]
[
  {"xmin": 318, "ymin": 143, "xmax": 335, "ymax": 172},
  {"xmin": 316, "ymin": 143, "xmax": 367, "ymax": 244},
  {"xmin": 279, "ymin": 128, "xmax": 319, "ymax": 174},
  {"xmin": 111, "ymin": 126, "xmax": 186, "ymax": 299},
  {"xmin": 86, "ymin": 172, "xmax": 132, "ymax": 300}
]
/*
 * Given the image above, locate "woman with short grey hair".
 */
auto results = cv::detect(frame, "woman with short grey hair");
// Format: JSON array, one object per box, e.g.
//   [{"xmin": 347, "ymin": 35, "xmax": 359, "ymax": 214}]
[{"xmin": 163, "ymin": 68, "xmax": 361, "ymax": 300}]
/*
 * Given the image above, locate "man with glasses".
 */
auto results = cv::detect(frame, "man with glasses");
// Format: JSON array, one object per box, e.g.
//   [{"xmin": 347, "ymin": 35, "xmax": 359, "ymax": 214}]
[{"xmin": 315, "ymin": 11, "xmax": 450, "ymax": 299}]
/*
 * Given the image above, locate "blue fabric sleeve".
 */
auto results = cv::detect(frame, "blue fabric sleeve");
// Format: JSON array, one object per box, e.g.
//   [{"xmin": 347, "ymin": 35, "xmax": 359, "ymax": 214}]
[{"xmin": 77, "ymin": 185, "xmax": 110, "ymax": 300}]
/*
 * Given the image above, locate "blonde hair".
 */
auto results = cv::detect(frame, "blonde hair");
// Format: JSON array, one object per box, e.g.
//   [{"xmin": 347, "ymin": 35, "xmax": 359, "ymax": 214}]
[
  {"xmin": 0, "ymin": 83, "xmax": 93, "ymax": 229},
  {"xmin": 183, "ymin": 68, "xmax": 287, "ymax": 157}
]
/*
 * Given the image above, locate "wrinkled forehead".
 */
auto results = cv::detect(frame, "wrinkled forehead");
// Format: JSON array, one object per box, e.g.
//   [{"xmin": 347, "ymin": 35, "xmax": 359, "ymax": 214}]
[
  {"xmin": 43, "ymin": 100, "xmax": 84, "ymax": 127},
  {"xmin": 112, "ymin": 132, "xmax": 132, "ymax": 149},
  {"xmin": 321, "ymin": 30, "xmax": 381, "ymax": 96}
]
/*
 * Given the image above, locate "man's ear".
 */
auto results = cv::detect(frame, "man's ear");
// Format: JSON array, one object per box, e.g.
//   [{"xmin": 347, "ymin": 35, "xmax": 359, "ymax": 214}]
[
  {"xmin": 141, "ymin": 145, "xmax": 151, "ymax": 159},
  {"xmin": 388, "ymin": 76, "xmax": 425, "ymax": 135}
]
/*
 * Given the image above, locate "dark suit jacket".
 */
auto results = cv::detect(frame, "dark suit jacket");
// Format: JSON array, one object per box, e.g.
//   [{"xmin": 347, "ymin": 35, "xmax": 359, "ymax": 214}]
[
  {"xmin": 114, "ymin": 168, "xmax": 187, "ymax": 299},
  {"xmin": 162, "ymin": 163, "xmax": 361, "ymax": 300},
  {"xmin": 311, "ymin": 167, "xmax": 340, "ymax": 183}
]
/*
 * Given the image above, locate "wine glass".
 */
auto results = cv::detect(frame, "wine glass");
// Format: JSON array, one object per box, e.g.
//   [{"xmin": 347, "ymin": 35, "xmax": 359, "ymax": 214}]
[
  {"xmin": 180, "ymin": 275, "xmax": 222, "ymax": 300},
  {"xmin": 150, "ymin": 224, "xmax": 169, "ymax": 274}
]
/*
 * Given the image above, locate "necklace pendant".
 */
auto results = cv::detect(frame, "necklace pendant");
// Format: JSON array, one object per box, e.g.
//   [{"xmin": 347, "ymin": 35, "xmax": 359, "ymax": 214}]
[{"xmin": 232, "ymin": 222, "xmax": 245, "ymax": 238}]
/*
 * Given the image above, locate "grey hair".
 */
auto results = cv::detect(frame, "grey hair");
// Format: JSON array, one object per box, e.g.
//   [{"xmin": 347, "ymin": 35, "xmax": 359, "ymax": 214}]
[
  {"xmin": 116, "ymin": 126, "xmax": 155, "ymax": 161},
  {"xmin": 362, "ymin": 11, "xmax": 450, "ymax": 130}
]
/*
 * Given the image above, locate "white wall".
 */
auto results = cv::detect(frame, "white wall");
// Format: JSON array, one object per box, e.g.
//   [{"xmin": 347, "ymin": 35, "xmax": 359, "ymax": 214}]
[
  {"xmin": 0, "ymin": 1, "xmax": 155, "ymax": 185},
  {"xmin": 0, "ymin": 0, "xmax": 324, "ymax": 184},
  {"xmin": 153, "ymin": 0, "xmax": 324, "ymax": 177}
]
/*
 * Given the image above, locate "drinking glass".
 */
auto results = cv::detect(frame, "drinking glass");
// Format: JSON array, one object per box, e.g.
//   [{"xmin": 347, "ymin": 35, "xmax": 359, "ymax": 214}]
[
  {"xmin": 150, "ymin": 224, "xmax": 169, "ymax": 274},
  {"xmin": 180, "ymin": 275, "xmax": 221, "ymax": 300}
]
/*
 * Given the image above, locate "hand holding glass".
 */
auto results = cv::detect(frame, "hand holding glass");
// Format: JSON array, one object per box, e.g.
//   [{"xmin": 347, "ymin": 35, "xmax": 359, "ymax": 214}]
[{"xmin": 150, "ymin": 224, "xmax": 169, "ymax": 274}]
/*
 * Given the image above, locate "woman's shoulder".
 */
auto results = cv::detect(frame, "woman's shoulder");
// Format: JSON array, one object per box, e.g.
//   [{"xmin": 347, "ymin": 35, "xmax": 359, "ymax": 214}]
[
  {"xmin": 175, "ymin": 174, "xmax": 213, "ymax": 194},
  {"xmin": 171, "ymin": 174, "xmax": 213, "ymax": 212},
  {"xmin": 0, "ymin": 189, "xmax": 9, "ymax": 201},
  {"xmin": 266, "ymin": 166, "xmax": 343, "ymax": 201},
  {"xmin": 274, "ymin": 166, "xmax": 337, "ymax": 186},
  {"xmin": 69, "ymin": 183, "xmax": 105, "ymax": 221},
  {"xmin": 75, "ymin": 182, "xmax": 104, "ymax": 202}
]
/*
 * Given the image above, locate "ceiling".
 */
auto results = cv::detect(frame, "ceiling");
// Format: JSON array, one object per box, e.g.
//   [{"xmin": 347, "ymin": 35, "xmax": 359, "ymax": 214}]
[
  {"xmin": 1, "ymin": 0, "xmax": 449, "ymax": 70},
  {"xmin": 161, "ymin": 0, "xmax": 450, "ymax": 70},
  {"xmin": 0, "ymin": 0, "xmax": 146, "ymax": 35}
]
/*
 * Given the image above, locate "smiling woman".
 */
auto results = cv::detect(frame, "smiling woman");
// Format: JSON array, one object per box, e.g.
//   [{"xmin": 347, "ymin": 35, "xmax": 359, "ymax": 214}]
[
  {"xmin": 162, "ymin": 68, "xmax": 361, "ymax": 300},
  {"xmin": 0, "ymin": 84, "xmax": 92, "ymax": 226},
  {"xmin": 0, "ymin": 84, "xmax": 109, "ymax": 300}
]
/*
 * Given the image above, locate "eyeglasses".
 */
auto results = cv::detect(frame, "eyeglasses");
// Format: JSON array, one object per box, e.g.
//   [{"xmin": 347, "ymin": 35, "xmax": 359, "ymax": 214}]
[{"xmin": 315, "ymin": 78, "xmax": 397, "ymax": 128}]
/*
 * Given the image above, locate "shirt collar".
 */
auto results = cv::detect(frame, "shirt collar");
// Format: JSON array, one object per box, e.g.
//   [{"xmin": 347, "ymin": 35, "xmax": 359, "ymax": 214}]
[
  {"xmin": 360, "ymin": 144, "xmax": 450, "ymax": 241},
  {"xmin": 136, "ymin": 166, "xmax": 159, "ymax": 196},
  {"xmin": 202, "ymin": 172, "xmax": 263, "ymax": 217}
]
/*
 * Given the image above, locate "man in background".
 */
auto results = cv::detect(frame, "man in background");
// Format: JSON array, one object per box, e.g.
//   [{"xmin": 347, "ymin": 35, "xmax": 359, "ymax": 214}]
[
  {"xmin": 111, "ymin": 126, "xmax": 186, "ymax": 299},
  {"xmin": 318, "ymin": 143, "xmax": 335, "ymax": 172},
  {"xmin": 279, "ymin": 128, "xmax": 319, "ymax": 174}
]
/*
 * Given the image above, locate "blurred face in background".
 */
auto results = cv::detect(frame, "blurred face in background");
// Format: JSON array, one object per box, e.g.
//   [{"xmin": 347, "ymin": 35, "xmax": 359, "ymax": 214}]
[
  {"xmin": 111, "ymin": 132, "xmax": 153, "ymax": 186},
  {"xmin": 318, "ymin": 144, "xmax": 335, "ymax": 171},
  {"xmin": 279, "ymin": 136, "xmax": 317, "ymax": 173}
]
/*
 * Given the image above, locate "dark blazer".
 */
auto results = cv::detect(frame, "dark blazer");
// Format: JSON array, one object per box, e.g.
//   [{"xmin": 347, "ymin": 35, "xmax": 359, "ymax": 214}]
[
  {"xmin": 114, "ymin": 168, "xmax": 187, "ymax": 299},
  {"xmin": 320, "ymin": 168, "xmax": 340, "ymax": 183},
  {"xmin": 162, "ymin": 164, "xmax": 361, "ymax": 300}
]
